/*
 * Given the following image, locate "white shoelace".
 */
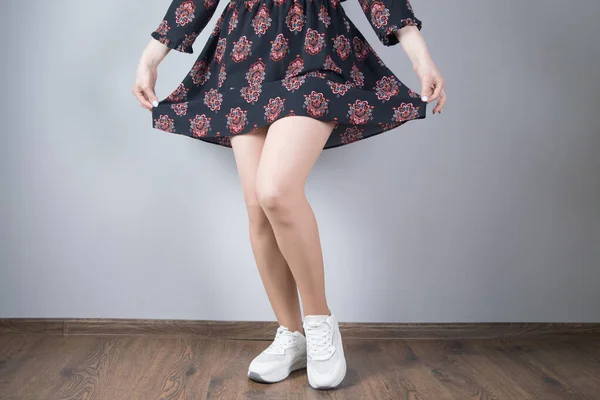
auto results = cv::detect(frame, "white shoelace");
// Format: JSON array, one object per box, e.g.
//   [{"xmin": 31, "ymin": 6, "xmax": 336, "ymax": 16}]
[
  {"xmin": 264, "ymin": 326, "xmax": 297, "ymax": 355},
  {"xmin": 304, "ymin": 320, "xmax": 335, "ymax": 361}
]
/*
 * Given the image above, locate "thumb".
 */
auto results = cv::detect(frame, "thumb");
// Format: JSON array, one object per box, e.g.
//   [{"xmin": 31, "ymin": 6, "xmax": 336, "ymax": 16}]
[
  {"xmin": 420, "ymin": 76, "xmax": 433, "ymax": 103},
  {"xmin": 144, "ymin": 88, "xmax": 160, "ymax": 108}
]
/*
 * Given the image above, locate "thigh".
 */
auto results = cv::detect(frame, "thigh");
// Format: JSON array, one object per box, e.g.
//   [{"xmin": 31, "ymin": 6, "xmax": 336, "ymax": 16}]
[
  {"xmin": 230, "ymin": 126, "xmax": 269, "ymax": 205},
  {"xmin": 257, "ymin": 116, "xmax": 335, "ymax": 192}
]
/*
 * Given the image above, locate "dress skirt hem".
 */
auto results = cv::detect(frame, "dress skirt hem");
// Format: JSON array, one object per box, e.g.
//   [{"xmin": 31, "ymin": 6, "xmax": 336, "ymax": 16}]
[{"xmin": 151, "ymin": 75, "xmax": 427, "ymax": 150}]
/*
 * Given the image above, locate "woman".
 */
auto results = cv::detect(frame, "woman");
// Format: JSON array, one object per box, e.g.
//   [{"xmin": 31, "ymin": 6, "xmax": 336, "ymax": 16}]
[{"xmin": 133, "ymin": 0, "xmax": 445, "ymax": 390}]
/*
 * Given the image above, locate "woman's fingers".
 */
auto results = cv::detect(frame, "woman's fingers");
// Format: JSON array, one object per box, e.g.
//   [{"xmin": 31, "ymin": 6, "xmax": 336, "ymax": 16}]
[
  {"xmin": 133, "ymin": 85, "xmax": 153, "ymax": 110},
  {"xmin": 429, "ymin": 77, "xmax": 444, "ymax": 102},
  {"xmin": 420, "ymin": 75, "xmax": 433, "ymax": 102},
  {"xmin": 143, "ymin": 87, "xmax": 160, "ymax": 108},
  {"xmin": 433, "ymin": 88, "xmax": 446, "ymax": 114}
]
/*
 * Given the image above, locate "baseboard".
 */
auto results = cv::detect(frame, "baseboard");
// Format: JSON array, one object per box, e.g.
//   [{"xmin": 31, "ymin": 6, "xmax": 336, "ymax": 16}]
[{"xmin": 1, "ymin": 319, "xmax": 599, "ymax": 340}]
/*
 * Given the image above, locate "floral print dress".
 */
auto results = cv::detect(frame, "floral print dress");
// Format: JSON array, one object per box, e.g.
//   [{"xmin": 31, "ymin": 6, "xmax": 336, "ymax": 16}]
[{"xmin": 150, "ymin": 0, "xmax": 427, "ymax": 150}]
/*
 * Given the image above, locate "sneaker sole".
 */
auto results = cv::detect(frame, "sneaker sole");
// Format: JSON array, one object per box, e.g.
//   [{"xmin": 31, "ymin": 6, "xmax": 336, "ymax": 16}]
[{"xmin": 247, "ymin": 358, "xmax": 307, "ymax": 383}]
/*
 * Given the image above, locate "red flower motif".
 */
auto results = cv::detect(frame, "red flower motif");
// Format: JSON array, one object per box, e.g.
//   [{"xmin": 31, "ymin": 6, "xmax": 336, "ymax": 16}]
[
  {"xmin": 175, "ymin": 1, "xmax": 196, "ymax": 27},
  {"xmin": 340, "ymin": 126, "xmax": 364, "ymax": 144},
  {"xmin": 246, "ymin": 61, "xmax": 266, "ymax": 85},
  {"xmin": 347, "ymin": 99, "xmax": 374, "ymax": 124},
  {"xmin": 245, "ymin": 0, "xmax": 259, "ymax": 10},
  {"xmin": 327, "ymin": 81, "xmax": 355, "ymax": 97},
  {"xmin": 177, "ymin": 32, "xmax": 199, "ymax": 52},
  {"xmin": 156, "ymin": 20, "xmax": 170, "ymax": 36},
  {"xmin": 228, "ymin": 8, "xmax": 239, "ymax": 34},
  {"xmin": 370, "ymin": 1, "xmax": 390, "ymax": 29},
  {"xmin": 240, "ymin": 84, "xmax": 262, "ymax": 104},
  {"xmin": 218, "ymin": 136, "xmax": 232, "ymax": 147},
  {"xmin": 264, "ymin": 97, "xmax": 286, "ymax": 123},
  {"xmin": 252, "ymin": 5, "xmax": 272, "ymax": 37},
  {"xmin": 392, "ymin": 103, "xmax": 420, "ymax": 122},
  {"xmin": 211, "ymin": 14, "xmax": 224, "ymax": 36},
  {"xmin": 304, "ymin": 28, "xmax": 326, "ymax": 56},
  {"xmin": 190, "ymin": 114, "xmax": 211, "ymax": 137},
  {"xmin": 407, "ymin": 89, "xmax": 420, "ymax": 98},
  {"xmin": 190, "ymin": 59, "xmax": 211, "ymax": 85},
  {"xmin": 231, "ymin": 36, "xmax": 253, "ymax": 63},
  {"xmin": 282, "ymin": 75, "xmax": 306, "ymax": 92},
  {"xmin": 172, "ymin": 102, "xmax": 188, "ymax": 116},
  {"xmin": 352, "ymin": 37, "xmax": 370, "ymax": 61},
  {"xmin": 218, "ymin": 63, "xmax": 227, "ymax": 87},
  {"xmin": 154, "ymin": 115, "xmax": 176, "ymax": 133},
  {"xmin": 374, "ymin": 76, "xmax": 400, "ymax": 102},
  {"xmin": 203, "ymin": 88, "xmax": 223, "ymax": 112},
  {"xmin": 350, "ymin": 64, "xmax": 364, "ymax": 87},
  {"xmin": 332, "ymin": 35, "xmax": 351, "ymax": 60},
  {"xmin": 379, "ymin": 121, "xmax": 402, "ymax": 130},
  {"xmin": 215, "ymin": 38, "xmax": 227, "ymax": 64},
  {"xmin": 286, "ymin": 2, "xmax": 305, "ymax": 34},
  {"xmin": 318, "ymin": 5, "xmax": 331, "ymax": 27},
  {"xmin": 270, "ymin": 33, "xmax": 289, "ymax": 62},
  {"xmin": 400, "ymin": 18, "xmax": 417, "ymax": 28},
  {"xmin": 167, "ymin": 83, "xmax": 189, "ymax": 102},
  {"xmin": 323, "ymin": 55, "xmax": 342, "ymax": 74},
  {"xmin": 285, "ymin": 56, "xmax": 304, "ymax": 78},
  {"xmin": 303, "ymin": 91, "xmax": 329, "ymax": 118},
  {"xmin": 226, "ymin": 107, "xmax": 248, "ymax": 134}
]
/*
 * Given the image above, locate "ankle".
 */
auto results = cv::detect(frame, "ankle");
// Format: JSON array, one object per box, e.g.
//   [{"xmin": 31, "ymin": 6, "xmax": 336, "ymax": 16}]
[{"xmin": 303, "ymin": 307, "xmax": 331, "ymax": 318}]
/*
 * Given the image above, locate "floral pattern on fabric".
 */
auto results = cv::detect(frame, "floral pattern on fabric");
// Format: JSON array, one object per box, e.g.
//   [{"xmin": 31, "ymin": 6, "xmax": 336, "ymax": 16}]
[{"xmin": 150, "ymin": 0, "xmax": 426, "ymax": 150}]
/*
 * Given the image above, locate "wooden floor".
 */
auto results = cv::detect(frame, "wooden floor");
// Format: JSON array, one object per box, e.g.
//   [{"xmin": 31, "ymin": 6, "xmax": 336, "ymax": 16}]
[{"xmin": 1, "ymin": 334, "xmax": 599, "ymax": 399}]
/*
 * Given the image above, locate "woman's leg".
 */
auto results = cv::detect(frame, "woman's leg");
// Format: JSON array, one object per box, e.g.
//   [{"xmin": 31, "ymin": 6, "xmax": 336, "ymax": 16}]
[
  {"xmin": 255, "ymin": 116, "xmax": 336, "ymax": 316},
  {"xmin": 229, "ymin": 126, "xmax": 304, "ymax": 334}
]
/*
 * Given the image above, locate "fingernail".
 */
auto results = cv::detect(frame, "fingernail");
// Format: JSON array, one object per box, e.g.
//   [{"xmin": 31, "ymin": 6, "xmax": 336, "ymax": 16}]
[
  {"xmin": 421, "ymin": 95, "xmax": 428, "ymax": 102},
  {"xmin": 152, "ymin": 100, "xmax": 159, "ymax": 107}
]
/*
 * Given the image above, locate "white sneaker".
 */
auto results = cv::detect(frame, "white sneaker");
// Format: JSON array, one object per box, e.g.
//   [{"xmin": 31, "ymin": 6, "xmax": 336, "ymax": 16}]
[
  {"xmin": 247, "ymin": 325, "xmax": 307, "ymax": 383},
  {"xmin": 303, "ymin": 313, "xmax": 347, "ymax": 389}
]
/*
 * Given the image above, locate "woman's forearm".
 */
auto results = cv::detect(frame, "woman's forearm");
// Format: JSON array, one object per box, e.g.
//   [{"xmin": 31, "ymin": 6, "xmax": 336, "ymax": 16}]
[
  {"xmin": 140, "ymin": 39, "xmax": 171, "ymax": 67},
  {"xmin": 394, "ymin": 26, "xmax": 433, "ymax": 67}
]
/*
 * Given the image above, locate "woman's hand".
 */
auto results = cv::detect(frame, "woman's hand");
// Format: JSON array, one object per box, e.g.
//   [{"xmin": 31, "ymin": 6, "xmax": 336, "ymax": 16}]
[
  {"xmin": 414, "ymin": 60, "xmax": 446, "ymax": 114},
  {"xmin": 132, "ymin": 39, "xmax": 171, "ymax": 110},
  {"xmin": 132, "ymin": 60, "xmax": 159, "ymax": 110},
  {"xmin": 394, "ymin": 26, "xmax": 446, "ymax": 114}
]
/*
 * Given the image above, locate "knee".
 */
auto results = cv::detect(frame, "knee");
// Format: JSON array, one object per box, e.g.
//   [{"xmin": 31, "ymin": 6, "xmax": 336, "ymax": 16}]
[{"xmin": 256, "ymin": 182, "xmax": 295, "ymax": 216}]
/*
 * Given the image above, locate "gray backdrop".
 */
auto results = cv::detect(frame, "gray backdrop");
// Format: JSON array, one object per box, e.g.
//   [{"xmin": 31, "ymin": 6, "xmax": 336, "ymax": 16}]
[{"xmin": 1, "ymin": 0, "xmax": 599, "ymax": 322}]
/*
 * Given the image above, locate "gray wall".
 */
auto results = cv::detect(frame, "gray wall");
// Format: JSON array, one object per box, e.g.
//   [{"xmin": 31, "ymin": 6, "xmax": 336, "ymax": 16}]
[{"xmin": 1, "ymin": 0, "xmax": 599, "ymax": 322}]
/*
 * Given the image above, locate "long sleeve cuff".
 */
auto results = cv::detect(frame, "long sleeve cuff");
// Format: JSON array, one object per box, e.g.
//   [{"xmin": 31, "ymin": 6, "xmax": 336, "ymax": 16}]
[
  {"xmin": 150, "ymin": 0, "xmax": 219, "ymax": 54},
  {"xmin": 361, "ymin": 0, "xmax": 423, "ymax": 46}
]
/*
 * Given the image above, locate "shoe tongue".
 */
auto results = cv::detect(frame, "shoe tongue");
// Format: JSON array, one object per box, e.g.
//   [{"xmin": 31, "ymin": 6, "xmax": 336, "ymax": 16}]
[{"xmin": 304, "ymin": 315, "xmax": 330, "ymax": 326}]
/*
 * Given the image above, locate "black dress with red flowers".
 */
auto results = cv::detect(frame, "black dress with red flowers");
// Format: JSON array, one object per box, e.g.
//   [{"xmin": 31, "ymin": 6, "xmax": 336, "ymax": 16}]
[{"xmin": 150, "ymin": 0, "xmax": 427, "ymax": 150}]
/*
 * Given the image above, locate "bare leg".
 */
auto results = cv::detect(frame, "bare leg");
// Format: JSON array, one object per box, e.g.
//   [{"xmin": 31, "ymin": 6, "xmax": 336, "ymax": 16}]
[
  {"xmin": 255, "ymin": 116, "xmax": 336, "ymax": 316},
  {"xmin": 230, "ymin": 127, "xmax": 304, "ymax": 334}
]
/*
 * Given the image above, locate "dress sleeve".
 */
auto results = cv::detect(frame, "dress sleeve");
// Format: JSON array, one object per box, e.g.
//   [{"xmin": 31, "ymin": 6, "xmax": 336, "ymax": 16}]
[
  {"xmin": 358, "ymin": 0, "xmax": 422, "ymax": 46},
  {"xmin": 150, "ymin": 0, "xmax": 220, "ymax": 54}
]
